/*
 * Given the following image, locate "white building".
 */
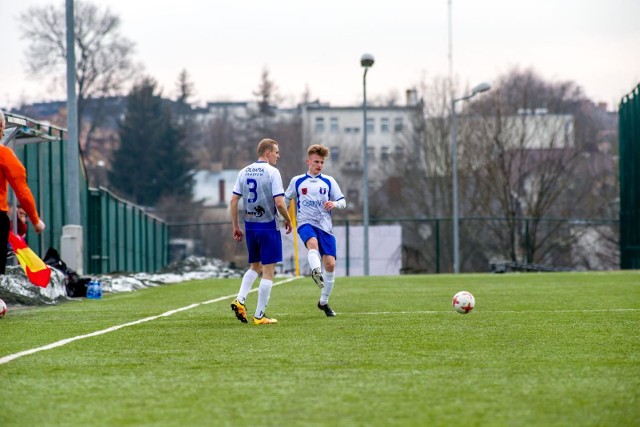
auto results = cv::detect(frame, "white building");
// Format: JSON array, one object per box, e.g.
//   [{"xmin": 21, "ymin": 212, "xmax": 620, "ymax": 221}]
[
  {"xmin": 192, "ymin": 168, "xmax": 239, "ymax": 208},
  {"xmin": 300, "ymin": 90, "xmax": 423, "ymax": 206},
  {"xmin": 502, "ymin": 110, "xmax": 574, "ymax": 149}
]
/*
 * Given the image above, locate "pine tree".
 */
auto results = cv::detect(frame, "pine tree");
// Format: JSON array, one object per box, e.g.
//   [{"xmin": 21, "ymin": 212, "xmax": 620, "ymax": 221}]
[
  {"xmin": 154, "ymin": 107, "xmax": 196, "ymax": 200},
  {"xmin": 175, "ymin": 69, "xmax": 195, "ymax": 106},
  {"xmin": 109, "ymin": 78, "xmax": 194, "ymax": 206}
]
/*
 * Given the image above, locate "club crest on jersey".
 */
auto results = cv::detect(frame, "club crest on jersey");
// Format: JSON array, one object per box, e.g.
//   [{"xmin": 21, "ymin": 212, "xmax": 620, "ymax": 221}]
[
  {"xmin": 319, "ymin": 188, "xmax": 327, "ymax": 195},
  {"xmin": 302, "ymin": 188, "xmax": 308, "ymax": 195}
]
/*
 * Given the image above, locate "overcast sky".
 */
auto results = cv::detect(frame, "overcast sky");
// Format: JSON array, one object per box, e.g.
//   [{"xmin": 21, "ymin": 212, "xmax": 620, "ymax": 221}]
[{"xmin": 1, "ymin": 0, "xmax": 639, "ymax": 111}]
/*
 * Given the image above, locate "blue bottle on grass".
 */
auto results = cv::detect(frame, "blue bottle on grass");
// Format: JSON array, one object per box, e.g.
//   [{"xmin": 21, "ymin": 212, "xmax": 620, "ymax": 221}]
[{"xmin": 86, "ymin": 278, "xmax": 102, "ymax": 300}]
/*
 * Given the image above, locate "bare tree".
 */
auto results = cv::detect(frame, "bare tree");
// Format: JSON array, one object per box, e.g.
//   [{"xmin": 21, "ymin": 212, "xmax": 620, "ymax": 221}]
[
  {"xmin": 20, "ymin": 1, "xmax": 137, "ymax": 162},
  {"xmin": 172, "ymin": 69, "xmax": 205, "ymax": 170},
  {"xmin": 376, "ymin": 77, "xmax": 452, "ymax": 218},
  {"xmin": 175, "ymin": 69, "xmax": 195, "ymax": 106},
  {"xmin": 241, "ymin": 67, "xmax": 303, "ymax": 173},
  {"xmin": 375, "ymin": 69, "xmax": 617, "ymax": 272},
  {"xmin": 300, "ymin": 84, "xmax": 312, "ymax": 105},
  {"xmin": 202, "ymin": 114, "xmax": 243, "ymax": 169},
  {"xmin": 371, "ymin": 77, "xmax": 448, "ymax": 272},
  {"xmin": 464, "ymin": 68, "xmax": 590, "ymax": 268},
  {"xmin": 253, "ymin": 66, "xmax": 282, "ymax": 116},
  {"xmin": 199, "ymin": 68, "xmax": 301, "ymax": 174},
  {"xmin": 370, "ymin": 89, "xmax": 402, "ymax": 107}
]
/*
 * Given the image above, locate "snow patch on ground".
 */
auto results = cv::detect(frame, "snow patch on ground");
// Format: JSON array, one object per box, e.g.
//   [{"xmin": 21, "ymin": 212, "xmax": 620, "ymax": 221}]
[{"xmin": 0, "ymin": 256, "xmax": 244, "ymax": 306}]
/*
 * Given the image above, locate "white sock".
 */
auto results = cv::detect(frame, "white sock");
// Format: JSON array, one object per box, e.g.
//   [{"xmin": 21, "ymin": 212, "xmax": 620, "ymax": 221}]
[
  {"xmin": 321, "ymin": 271, "xmax": 335, "ymax": 304},
  {"xmin": 237, "ymin": 269, "xmax": 259, "ymax": 304},
  {"xmin": 308, "ymin": 249, "xmax": 322, "ymax": 271},
  {"xmin": 255, "ymin": 279, "xmax": 273, "ymax": 318}
]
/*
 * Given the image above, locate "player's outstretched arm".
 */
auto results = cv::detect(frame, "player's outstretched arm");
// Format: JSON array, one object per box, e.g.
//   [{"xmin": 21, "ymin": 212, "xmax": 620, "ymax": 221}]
[{"xmin": 274, "ymin": 195, "xmax": 293, "ymax": 234}]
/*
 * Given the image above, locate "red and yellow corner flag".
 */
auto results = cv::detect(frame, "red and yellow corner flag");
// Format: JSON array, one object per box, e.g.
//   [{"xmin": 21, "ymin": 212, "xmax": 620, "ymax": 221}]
[{"xmin": 8, "ymin": 231, "xmax": 51, "ymax": 288}]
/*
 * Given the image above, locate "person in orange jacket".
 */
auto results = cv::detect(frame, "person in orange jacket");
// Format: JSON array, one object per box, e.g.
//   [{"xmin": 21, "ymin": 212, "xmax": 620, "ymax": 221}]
[{"xmin": 0, "ymin": 110, "xmax": 46, "ymax": 274}]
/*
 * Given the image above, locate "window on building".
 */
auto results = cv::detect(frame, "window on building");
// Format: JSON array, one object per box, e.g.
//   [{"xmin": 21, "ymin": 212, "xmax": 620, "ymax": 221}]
[
  {"xmin": 394, "ymin": 117, "xmax": 404, "ymax": 132},
  {"xmin": 367, "ymin": 117, "xmax": 375, "ymax": 133},
  {"xmin": 380, "ymin": 146, "xmax": 390, "ymax": 161},
  {"xmin": 381, "ymin": 117, "xmax": 390, "ymax": 133},
  {"xmin": 394, "ymin": 145, "xmax": 404, "ymax": 161},
  {"xmin": 344, "ymin": 160, "xmax": 360, "ymax": 170},
  {"xmin": 349, "ymin": 160, "xmax": 356, "ymax": 168},
  {"xmin": 367, "ymin": 146, "xmax": 375, "ymax": 160},
  {"xmin": 315, "ymin": 117, "xmax": 325, "ymax": 133},
  {"xmin": 330, "ymin": 146, "xmax": 340, "ymax": 162},
  {"xmin": 330, "ymin": 117, "xmax": 339, "ymax": 133}
]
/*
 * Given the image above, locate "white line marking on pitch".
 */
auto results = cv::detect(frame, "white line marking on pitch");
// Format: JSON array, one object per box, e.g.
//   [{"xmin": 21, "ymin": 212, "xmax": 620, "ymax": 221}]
[
  {"xmin": 0, "ymin": 276, "xmax": 301, "ymax": 365},
  {"xmin": 349, "ymin": 308, "xmax": 640, "ymax": 315}
]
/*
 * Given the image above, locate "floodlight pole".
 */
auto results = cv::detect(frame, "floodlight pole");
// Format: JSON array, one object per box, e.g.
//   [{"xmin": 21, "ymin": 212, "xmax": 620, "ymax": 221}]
[
  {"xmin": 65, "ymin": 0, "xmax": 80, "ymax": 225},
  {"xmin": 451, "ymin": 83, "xmax": 491, "ymax": 273},
  {"xmin": 361, "ymin": 54, "xmax": 374, "ymax": 276},
  {"xmin": 64, "ymin": 0, "xmax": 84, "ymax": 274}
]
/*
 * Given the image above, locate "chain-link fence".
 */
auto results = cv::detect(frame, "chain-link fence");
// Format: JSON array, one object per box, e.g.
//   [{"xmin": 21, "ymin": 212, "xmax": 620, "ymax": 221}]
[{"xmin": 168, "ymin": 216, "xmax": 619, "ymax": 275}]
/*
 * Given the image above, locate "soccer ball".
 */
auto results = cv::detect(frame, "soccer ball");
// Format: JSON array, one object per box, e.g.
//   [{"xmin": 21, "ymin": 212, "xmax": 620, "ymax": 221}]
[
  {"xmin": 0, "ymin": 299, "xmax": 7, "ymax": 318},
  {"xmin": 452, "ymin": 291, "xmax": 475, "ymax": 314}
]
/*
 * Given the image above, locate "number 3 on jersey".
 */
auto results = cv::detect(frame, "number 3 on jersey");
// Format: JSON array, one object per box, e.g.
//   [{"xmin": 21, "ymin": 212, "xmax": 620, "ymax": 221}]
[{"xmin": 247, "ymin": 178, "xmax": 258, "ymax": 203}]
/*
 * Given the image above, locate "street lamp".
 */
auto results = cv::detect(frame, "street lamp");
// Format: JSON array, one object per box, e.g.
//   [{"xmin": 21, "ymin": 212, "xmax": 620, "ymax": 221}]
[
  {"xmin": 451, "ymin": 82, "xmax": 491, "ymax": 273},
  {"xmin": 361, "ymin": 53, "xmax": 374, "ymax": 276}
]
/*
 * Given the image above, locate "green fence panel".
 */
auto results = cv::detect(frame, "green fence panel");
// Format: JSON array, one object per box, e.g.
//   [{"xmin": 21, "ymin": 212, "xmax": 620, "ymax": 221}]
[
  {"xmin": 619, "ymin": 84, "xmax": 640, "ymax": 269},
  {"xmin": 85, "ymin": 188, "xmax": 168, "ymax": 274},
  {"xmin": 14, "ymin": 129, "xmax": 65, "ymax": 258}
]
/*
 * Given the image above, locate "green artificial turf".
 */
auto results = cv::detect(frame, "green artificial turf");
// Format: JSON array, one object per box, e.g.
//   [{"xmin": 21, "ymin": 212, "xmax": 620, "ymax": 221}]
[{"xmin": 1, "ymin": 271, "xmax": 639, "ymax": 426}]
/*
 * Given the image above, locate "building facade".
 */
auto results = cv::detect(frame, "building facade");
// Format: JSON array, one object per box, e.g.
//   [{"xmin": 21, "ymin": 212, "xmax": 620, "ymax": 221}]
[{"xmin": 299, "ymin": 93, "xmax": 423, "ymax": 207}]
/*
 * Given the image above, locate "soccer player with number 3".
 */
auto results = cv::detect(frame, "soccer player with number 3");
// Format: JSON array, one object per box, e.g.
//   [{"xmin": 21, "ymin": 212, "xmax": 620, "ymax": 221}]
[{"xmin": 229, "ymin": 138, "xmax": 292, "ymax": 325}]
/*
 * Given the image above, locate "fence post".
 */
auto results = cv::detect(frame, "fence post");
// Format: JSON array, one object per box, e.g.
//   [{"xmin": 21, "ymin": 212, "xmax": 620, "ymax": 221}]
[
  {"xmin": 435, "ymin": 218, "xmax": 440, "ymax": 274},
  {"xmin": 87, "ymin": 189, "xmax": 103, "ymax": 274},
  {"xmin": 345, "ymin": 219, "xmax": 350, "ymax": 277},
  {"xmin": 525, "ymin": 218, "xmax": 530, "ymax": 264}
]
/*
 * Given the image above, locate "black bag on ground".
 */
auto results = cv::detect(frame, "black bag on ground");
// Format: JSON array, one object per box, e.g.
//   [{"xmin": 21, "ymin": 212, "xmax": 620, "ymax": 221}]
[{"xmin": 43, "ymin": 247, "xmax": 90, "ymax": 297}]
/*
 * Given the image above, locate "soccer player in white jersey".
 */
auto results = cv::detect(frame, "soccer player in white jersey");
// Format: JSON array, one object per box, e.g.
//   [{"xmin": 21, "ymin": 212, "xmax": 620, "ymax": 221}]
[
  {"xmin": 285, "ymin": 144, "xmax": 346, "ymax": 317},
  {"xmin": 230, "ymin": 138, "xmax": 293, "ymax": 325}
]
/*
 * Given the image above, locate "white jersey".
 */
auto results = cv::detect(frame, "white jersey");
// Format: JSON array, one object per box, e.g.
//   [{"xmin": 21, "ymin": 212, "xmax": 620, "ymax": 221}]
[
  {"xmin": 285, "ymin": 173, "xmax": 345, "ymax": 234},
  {"xmin": 232, "ymin": 161, "xmax": 285, "ymax": 230}
]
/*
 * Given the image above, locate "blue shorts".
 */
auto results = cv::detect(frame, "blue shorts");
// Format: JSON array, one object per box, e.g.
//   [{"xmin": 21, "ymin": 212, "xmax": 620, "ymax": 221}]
[
  {"xmin": 298, "ymin": 224, "xmax": 337, "ymax": 258},
  {"xmin": 245, "ymin": 229, "xmax": 283, "ymax": 265}
]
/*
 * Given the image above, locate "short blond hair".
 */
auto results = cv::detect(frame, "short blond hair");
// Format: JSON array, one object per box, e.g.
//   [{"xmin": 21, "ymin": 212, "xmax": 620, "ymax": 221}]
[
  {"xmin": 307, "ymin": 144, "xmax": 329, "ymax": 158},
  {"xmin": 257, "ymin": 138, "xmax": 278, "ymax": 156}
]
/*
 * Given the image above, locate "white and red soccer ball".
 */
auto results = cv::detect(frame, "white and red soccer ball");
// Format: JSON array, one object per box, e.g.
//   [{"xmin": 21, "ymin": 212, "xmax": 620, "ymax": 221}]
[
  {"xmin": 0, "ymin": 299, "xmax": 7, "ymax": 318},
  {"xmin": 452, "ymin": 291, "xmax": 475, "ymax": 314}
]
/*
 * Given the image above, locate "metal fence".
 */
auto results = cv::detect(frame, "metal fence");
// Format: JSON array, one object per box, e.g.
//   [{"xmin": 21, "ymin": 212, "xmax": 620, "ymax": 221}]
[
  {"xmin": 87, "ymin": 187, "xmax": 168, "ymax": 274},
  {"xmin": 168, "ymin": 216, "xmax": 619, "ymax": 275},
  {"xmin": 7, "ymin": 113, "xmax": 168, "ymax": 274},
  {"xmin": 619, "ymin": 83, "xmax": 640, "ymax": 269},
  {"xmin": 381, "ymin": 217, "xmax": 618, "ymax": 274}
]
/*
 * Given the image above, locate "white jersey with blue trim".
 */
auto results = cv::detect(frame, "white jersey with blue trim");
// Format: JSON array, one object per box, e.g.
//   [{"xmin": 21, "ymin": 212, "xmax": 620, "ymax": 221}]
[
  {"xmin": 285, "ymin": 173, "xmax": 345, "ymax": 235},
  {"xmin": 232, "ymin": 161, "xmax": 285, "ymax": 230}
]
